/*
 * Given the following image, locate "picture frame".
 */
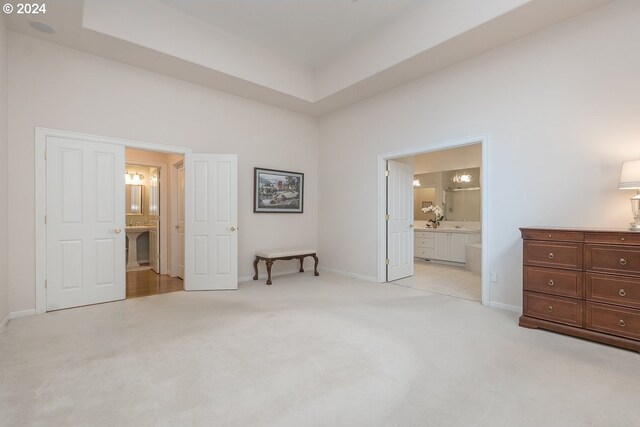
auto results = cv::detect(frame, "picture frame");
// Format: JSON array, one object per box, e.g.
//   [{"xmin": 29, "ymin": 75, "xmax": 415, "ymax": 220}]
[
  {"xmin": 254, "ymin": 168, "xmax": 304, "ymax": 213},
  {"xmin": 422, "ymin": 201, "xmax": 433, "ymax": 208}
]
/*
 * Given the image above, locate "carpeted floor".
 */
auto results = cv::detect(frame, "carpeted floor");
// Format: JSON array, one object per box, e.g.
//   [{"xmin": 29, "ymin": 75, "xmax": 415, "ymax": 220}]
[{"xmin": 1, "ymin": 272, "xmax": 638, "ymax": 426}]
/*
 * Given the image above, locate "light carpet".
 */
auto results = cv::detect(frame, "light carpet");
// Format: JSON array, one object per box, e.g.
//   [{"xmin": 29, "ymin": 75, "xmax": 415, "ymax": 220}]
[{"xmin": 1, "ymin": 272, "xmax": 638, "ymax": 426}]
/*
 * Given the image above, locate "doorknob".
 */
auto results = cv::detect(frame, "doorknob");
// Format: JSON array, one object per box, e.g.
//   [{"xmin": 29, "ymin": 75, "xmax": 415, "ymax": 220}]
[
  {"xmin": 230, "ymin": 226, "xmax": 237, "ymax": 231},
  {"xmin": 111, "ymin": 227, "xmax": 122, "ymax": 234}
]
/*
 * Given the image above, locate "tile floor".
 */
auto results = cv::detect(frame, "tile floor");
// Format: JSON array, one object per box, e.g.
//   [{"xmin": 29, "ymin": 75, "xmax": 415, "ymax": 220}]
[{"xmin": 391, "ymin": 260, "xmax": 481, "ymax": 302}]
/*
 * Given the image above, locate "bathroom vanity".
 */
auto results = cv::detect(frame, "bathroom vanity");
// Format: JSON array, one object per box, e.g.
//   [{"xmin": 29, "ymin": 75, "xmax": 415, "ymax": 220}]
[{"xmin": 414, "ymin": 227, "xmax": 480, "ymax": 266}]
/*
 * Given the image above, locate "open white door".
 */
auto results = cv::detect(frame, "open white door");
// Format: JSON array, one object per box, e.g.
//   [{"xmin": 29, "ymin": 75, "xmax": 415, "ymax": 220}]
[
  {"xmin": 387, "ymin": 159, "xmax": 414, "ymax": 281},
  {"xmin": 177, "ymin": 163, "xmax": 185, "ymax": 279},
  {"xmin": 46, "ymin": 136, "xmax": 126, "ymax": 310},
  {"xmin": 184, "ymin": 154, "xmax": 238, "ymax": 290}
]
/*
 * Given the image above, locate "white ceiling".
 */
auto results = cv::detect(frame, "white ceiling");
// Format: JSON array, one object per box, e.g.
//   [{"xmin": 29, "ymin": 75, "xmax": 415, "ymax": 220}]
[
  {"xmin": 6, "ymin": 0, "xmax": 613, "ymax": 116},
  {"xmin": 157, "ymin": 0, "xmax": 420, "ymax": 67}
]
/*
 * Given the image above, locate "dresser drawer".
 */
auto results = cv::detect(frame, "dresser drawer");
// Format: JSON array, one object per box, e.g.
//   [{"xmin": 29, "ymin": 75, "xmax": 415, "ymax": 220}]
[
  {"xmin": 586, "ymin": 302, "xmax": 640, "ymax": 341},
  {"xmin": 586, "ymin": 273, "xmax": 640, "ymax": 310},
  {"xmin": 523, "ymin": 292, "xmax": 583, "ymax": 327},
  {"xmin": 415, "ymin": 248, "xmax": 435, "ymax": 259},
  {"xmin": 415, "ymin": 237, "xmax": 434, "ymax": 248},
  {"xmin": 523, "ymin": 266, "xmax": 583, "ymax": 298},
  {"xmin": 521, "ymin": 229, "xmax": 584, "ymax": 242},
  {"xmin": 584, "ymin": 244, "xmax": 640, "ymax": 277},
  {"xmin": 415, "ymin": 231, "xmax": 435, "ymax": 239},
  {"xmin": 523, "ymin": 241, "xmax": 583, "ymax": 270},
  {"xmin": 585, "ymin": 232, "xmax": 640, "ymax": 246}
]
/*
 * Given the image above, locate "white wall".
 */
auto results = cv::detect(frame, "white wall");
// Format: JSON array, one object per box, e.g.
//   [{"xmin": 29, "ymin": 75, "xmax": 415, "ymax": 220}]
[
  {"xmin": 413, "ymin": 144, "xmax": 481, "ymax": 174},
  {"xmin": 8, "ymin": 33, "xmax": 318, "ymax": 312},
  {"xmin": 0, "ymin": 16, "xmax": 8, "ymax": 324},
  {"xmin": 318, "ymin": 0, "xmax": 640, "ymax": 307}
]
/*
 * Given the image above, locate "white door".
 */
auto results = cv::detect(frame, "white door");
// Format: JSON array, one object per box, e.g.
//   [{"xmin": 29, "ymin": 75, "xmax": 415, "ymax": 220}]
[
  {"xmin": 184, "ymin": 154, "xmax": 238, "ymax": 290},
  {"xmin": 46, "ymin": 137, "xmax": 125, "ymax": 311},
  {"xmin": 177, "ymin": 163, "xmax": 185, "ymax": 279},
  {"xmin": 387, "ymin": 159, "xmax": 414, "ymax": 281}
]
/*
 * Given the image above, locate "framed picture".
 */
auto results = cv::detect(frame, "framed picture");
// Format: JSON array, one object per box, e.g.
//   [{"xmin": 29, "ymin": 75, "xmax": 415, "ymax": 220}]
[
  {"xmin": 254, "ymin": 168, "xmax": 304, "ymax": 213},
  {"xmin": 422, "ymin": 201, "xmax": 433, "ymax": 208}
]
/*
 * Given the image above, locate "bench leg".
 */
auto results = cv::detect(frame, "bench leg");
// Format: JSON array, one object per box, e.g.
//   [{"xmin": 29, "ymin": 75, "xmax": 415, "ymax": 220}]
[
  {"xmin": 266, "ymin": 259, "xmax": 273, "ymax": 285},
  {"xmin": 252, "ymin": 257, "xmax": 260, "ymax": 280},
  {"xmin": 312, "ymin": 254, "xmax": 319, "ymax": 276},
  {"xmin": 299, "ymin": 257, "xmax": 305, "ymax": 273}
]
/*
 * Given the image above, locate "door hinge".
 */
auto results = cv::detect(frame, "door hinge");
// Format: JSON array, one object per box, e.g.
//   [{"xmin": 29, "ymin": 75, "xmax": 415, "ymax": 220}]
[
  {"xmin": 384, "ymin": 170, "xmax": 389, "ymax": 177},
  {"xmin": 44, "ymin": 215, "xmax": 47, "ymax": 224},
  {"xmin": 384, "ymin": 214, "xmax": 390, "ymax": 221},
  {"xmin": 44, "ymin": 151, "xmax": 47, "ymax": 160},
  {"xmin": 385, "ymin": 259, "xmax": 389, "ymax": 265},
  {"xmin": 44, "ymin": 279, "xmax": 47, "ymax": 289}
]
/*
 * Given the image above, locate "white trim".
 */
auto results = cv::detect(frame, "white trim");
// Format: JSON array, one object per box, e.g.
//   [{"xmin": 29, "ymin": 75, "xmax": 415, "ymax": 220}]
[
  {"xmin": 35, "ymin": 127, "xmax": 192, "ymax": 314},
  {"xmin": 489, "ymin": 301, "xmax": 521, "ymax": 313},
  {"xmin": 11, "ymin": 309, "xmax": 36, "ymax": 319},
  {"xmin": 377, "ymin": 134, "xmax": 491, "ymax": 306},
  {"xmin": 319, "ymin": 266, "xmax": 378, "ymax": 282},
  {"xmin": 1, "ymin": 313, "xmax": 9, "ymax": 328}
]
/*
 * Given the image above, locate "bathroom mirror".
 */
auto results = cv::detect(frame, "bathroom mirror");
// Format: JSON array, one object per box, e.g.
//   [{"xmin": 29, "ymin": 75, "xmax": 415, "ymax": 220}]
[
  {"xmin": 126, "ymin": 185, "xmax": 143, "ymax": 215},
  {"xmin": 414, "ymin": 167, "xmax": 481, "ymax": 222}
]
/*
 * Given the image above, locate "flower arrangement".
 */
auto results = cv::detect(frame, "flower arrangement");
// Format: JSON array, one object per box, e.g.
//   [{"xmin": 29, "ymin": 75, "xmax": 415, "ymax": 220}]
[{"xmin": 421, "ymin": 205, "xmax": 444, "ymax": 227}]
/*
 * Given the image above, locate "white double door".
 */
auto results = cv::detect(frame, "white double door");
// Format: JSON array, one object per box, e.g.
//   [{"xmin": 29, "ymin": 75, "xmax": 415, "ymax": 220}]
[{"xmin": 46, "ymin": 136, "xmax": 238, "ymax": 311}]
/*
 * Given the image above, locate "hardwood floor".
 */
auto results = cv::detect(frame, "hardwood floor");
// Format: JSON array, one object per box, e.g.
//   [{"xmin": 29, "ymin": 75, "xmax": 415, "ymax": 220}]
[{"xmin": 126, "ymin": 269, "xmax": 184, "ymax": 299}]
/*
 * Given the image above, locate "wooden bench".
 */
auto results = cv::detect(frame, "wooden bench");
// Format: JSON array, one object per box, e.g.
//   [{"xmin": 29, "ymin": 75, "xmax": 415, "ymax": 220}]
[{"xmin": 253, "ymin": 248, "xmax": 319, "ymax": 285}]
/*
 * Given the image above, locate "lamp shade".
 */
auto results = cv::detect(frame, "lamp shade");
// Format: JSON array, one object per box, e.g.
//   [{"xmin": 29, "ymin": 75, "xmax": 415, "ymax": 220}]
[{"xmin": 618, "ymin": 160, "xmax": 640, "ymax": 189}]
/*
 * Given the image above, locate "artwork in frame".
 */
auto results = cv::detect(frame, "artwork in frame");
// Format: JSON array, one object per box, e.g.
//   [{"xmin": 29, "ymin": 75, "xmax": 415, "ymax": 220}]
[
  {"xmin": 254, "ymin": 168, "xmax": 304, "ymax": 213},
  {"xmin": 422, "ymin": 201, "xmax": 433, "ymax": 208}
]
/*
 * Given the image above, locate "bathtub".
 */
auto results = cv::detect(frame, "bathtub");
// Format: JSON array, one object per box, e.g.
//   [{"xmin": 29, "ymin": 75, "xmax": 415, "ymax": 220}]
[{"xmin": 466, "ymin": 243, "xmax": 482, "ymax": 276}]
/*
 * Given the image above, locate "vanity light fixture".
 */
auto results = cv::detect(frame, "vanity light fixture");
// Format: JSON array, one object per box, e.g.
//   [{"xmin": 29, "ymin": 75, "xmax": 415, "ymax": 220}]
[
  {"xmin": 452, "ymin": 173, "xmax": 472, "ymax": 183},
  {"xmin": 413, "ymin": 178, "xmax": 421, "ymax": 187},
  {"xmin": 125, "ymin": 171, "xmax": 145, "ymax": 185},
  {"xmin": 618, "ymin": 159, "xmax": 640, "ymax": 231}
]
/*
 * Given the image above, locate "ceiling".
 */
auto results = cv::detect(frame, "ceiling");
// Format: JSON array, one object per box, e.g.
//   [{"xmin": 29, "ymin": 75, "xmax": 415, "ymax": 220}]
[
  {"xmin": 157, "ymin": 0, "xmax": 420, "ymax": 68},
  {"xmin": 6, "ymin": 0, "xmax": 613, "ymax": 116}
]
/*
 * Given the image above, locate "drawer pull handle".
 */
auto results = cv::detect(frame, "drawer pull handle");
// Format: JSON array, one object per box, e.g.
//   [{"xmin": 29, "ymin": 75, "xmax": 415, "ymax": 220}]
[
  {"xmin": 621, "ymin": 237, "xmax": 625, "ymax": 241},
  {"xmin": 547, "ymin": 305, "xmax": 553, "ymax": 313},
  {"xmin": 619, "ymin": 289, "xmax": 626, "ymax": 297},
  {"xmin": 548, "ymin": 279, "xmax": 555, "ymax": 286},
  {"xmin": 548, "ymin": 253, "xmax": 555, "ymax": 260},
  {"xmin": 620, "ymin": 258, "xmax": 627, "ymax": 266},
  {"xmin": 619, "ymin": 320, "xmax": 626, "ymax": 327},
  {"xmin": 548, "ymin": 234, "xmax": 552, "ymax": 238}
]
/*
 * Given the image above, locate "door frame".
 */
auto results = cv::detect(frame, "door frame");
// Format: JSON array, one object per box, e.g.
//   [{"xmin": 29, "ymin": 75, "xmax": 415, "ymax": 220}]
[
  {"xmin": 376, "ymin": 134, "xmax": 490, "ymax": 306},
  {"xmin": 35, "ymin": 127, "xmax": 192, "ymax": 314}
]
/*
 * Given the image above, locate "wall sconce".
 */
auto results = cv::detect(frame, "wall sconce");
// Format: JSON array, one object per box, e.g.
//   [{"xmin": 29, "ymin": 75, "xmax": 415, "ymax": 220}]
[
  {"xmin": 413, "ymin": 178, "xmax": 421, "ymax": 187},
  {"xmin": 618, "ymin": 160, "xmax": 640, "ymax": 231}
]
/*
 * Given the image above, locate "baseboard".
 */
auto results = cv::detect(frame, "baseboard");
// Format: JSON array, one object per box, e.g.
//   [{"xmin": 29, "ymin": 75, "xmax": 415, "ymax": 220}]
[
  {"xmin": 238, "ymin": 269, "xmax": 304, "ymax": 283},
  {"xmin": 489, "ymin": 301, "xmax": 521, "ymax": 313},
  {"xmin": 1, "ymin": 312, "xmax": 10, "ymax": 328},
  {"xmin": 10, "ymin": 309, "xmax": 37, "ymax": 319},
  {"xmin": 318, "ymin": 266, "xmax": 378, "ymax": 282}
]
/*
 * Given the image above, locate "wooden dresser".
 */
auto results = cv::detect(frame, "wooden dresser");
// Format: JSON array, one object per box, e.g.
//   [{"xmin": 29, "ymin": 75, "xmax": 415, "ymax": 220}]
[{"xmin": 520, "ymin": 227, "xmax": 640, "ymax": 352}]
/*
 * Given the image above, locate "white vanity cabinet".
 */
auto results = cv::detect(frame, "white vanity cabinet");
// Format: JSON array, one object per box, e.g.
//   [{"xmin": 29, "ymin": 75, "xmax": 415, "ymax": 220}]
[{"xmin": 415, "ymin": 229, "xmax": 480, "ymax": 265}]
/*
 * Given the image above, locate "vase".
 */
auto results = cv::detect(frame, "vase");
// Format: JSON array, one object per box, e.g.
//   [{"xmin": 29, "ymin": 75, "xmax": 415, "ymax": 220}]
[{"xmin": 432, "ymin": 223, "xmax": 438, "ymax": 229}]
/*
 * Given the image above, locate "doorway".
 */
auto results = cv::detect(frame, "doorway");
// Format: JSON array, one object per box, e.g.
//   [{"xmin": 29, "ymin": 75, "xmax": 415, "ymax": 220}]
[
  {"xmin": 124, "ymin": 149, "xmax": 185, "ymax": 299},
  {"xmin": 35, "ymin": 128, "xmax": 239, "ymax": 314},
  {"xmin": 378, "ymin": 136, "xmax": 489, "ymax": 305}
]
